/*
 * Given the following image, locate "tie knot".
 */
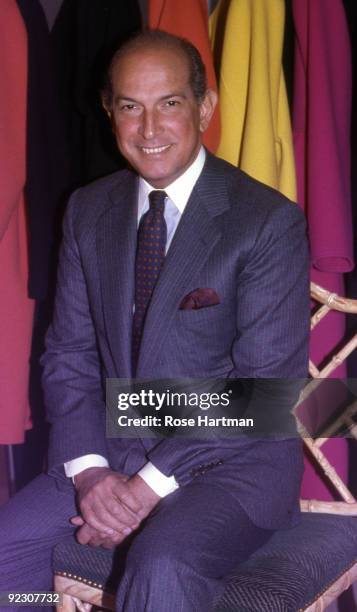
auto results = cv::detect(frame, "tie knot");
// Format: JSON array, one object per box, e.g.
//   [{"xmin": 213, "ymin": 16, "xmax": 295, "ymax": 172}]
[{"xmin": 149, "ymin": 190, "xmax": 167, "ymax": 213}]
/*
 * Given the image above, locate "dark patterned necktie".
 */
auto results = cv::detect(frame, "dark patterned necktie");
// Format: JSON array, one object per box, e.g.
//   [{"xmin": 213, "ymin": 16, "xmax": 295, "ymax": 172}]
[{"xmin": 132, "ymin": 190, "xmax": 167, "ymax": 372}]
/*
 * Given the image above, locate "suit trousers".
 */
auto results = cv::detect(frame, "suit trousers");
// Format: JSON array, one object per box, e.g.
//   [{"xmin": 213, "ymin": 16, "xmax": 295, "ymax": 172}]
[{"xmin": 0, "ymin": 472, "xmax": 272, "ymax": 612}]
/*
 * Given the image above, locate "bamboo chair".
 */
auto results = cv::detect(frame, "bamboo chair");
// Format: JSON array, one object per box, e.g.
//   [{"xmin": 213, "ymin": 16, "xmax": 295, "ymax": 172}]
[
  {"xmin": 54, "ymin": 282, "xmax": 357, "ymax": 611},
  {"xmin": 298, "ymin": 282, "xmax": 357, "ymax": 515}
]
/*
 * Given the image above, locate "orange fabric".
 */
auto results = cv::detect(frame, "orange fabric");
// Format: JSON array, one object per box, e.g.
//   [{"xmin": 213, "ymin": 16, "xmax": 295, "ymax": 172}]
[
  {"xmin": 0, "ymin": 1, "xmax": 34, "ymax": 443},
  {"xmin": 148, "ymin": 0, "xmax": 220, "ymax": 152}
]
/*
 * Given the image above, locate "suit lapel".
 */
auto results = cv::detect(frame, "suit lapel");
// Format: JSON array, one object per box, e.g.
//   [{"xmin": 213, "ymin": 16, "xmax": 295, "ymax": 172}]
[
  {"xmin": 137, "ymin": 154, "xmax": 231, "ymax": 376},
  {"xmin": 96, "ymin": 173, "xmax": 138, "ymax": 377}
]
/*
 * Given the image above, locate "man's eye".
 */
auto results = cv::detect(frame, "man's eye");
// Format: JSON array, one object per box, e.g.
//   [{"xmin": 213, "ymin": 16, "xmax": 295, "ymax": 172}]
[
  {"xmin": 166, "ymin": 99, "xmax": 180, "ymax": 107},
  {"xmin": 120, "ymin": 104, "xmax": 137, "ymax": 111}
]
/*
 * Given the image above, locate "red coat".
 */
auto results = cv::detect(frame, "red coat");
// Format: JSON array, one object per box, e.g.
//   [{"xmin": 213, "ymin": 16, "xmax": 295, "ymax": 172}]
[{"xmin": 0, "ymin": 0, "xmax": 34, "ymax": 443}]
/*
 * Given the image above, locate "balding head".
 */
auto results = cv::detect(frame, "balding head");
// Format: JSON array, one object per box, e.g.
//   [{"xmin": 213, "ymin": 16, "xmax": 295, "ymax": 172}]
[{"xmin": 102, "ymin": 30, "xmax": 208, "ymax": 111}]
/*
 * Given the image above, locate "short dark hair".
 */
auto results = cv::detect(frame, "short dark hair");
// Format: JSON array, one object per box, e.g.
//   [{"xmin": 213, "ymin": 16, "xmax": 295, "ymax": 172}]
[{"xmin": 102, "ymin": 29, "xmax": 207, "ymax": 109}]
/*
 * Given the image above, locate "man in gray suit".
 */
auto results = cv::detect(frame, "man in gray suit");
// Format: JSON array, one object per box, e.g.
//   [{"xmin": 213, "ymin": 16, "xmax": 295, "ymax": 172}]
[{"xmin": 0, "ymin": 30, "xmax": 310, "ymax": 611}]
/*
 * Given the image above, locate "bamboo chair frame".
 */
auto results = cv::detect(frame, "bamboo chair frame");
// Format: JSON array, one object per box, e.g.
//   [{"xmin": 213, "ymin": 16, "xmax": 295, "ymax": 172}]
[{"xmin": 298, "ymin": 282, "xmax": 357, "ymax": 515}]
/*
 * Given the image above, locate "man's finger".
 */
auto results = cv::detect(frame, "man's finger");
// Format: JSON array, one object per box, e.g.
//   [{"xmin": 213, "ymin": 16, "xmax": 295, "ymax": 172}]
[
  {"xmin": 76, "ymin": 523, "xmax": 129, "ymax": 549},
  {"xmin": 100, "ymin": 504, "xmax": 139, "ymax": 532},
  {"xmin": 112, "ymin": 482, "xmax": 142, "ymax": 515},
  {"xmin": 80, "ymin": 499, "xmax": 137, "ymax": 536},
  {"xmin": 79, "ymin": 502, "xmax": 117, "ymax": 535},
  {"xmin": 70, "ymin": 515, "xmax": 84, "ymax": 526},
  {"xmin": 76, "ymin": 524, "xmax": 110, "ymax": 547},
  {"xmin": 103, "ymin": 497, "xmax": 141, "ymax": 528},
  {"xmin": 76, "ymin": 524, "xmax": 93, "ymax": 545}
]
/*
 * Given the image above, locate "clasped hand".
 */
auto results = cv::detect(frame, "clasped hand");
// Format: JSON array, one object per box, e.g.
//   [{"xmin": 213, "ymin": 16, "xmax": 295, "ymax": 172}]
[{"xmin": 71, "ymin": 467, "xmax": 160, "ymax": 549}]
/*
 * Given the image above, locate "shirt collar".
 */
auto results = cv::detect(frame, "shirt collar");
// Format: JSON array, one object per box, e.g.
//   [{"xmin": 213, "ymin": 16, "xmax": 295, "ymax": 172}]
[{"xmin": 138, "ymin": 146, "xmax": 206, "ymax": 217}]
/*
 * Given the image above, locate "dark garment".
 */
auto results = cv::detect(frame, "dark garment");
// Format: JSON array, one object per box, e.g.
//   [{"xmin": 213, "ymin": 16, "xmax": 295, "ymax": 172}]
[
  {"xmin": 16, "ymin": 0, "xmax": 70, "ymax": 301},
  {"xmin": 14, "ymin": 0, "xmax": 69, "ymax": 491},
  {"xmin": 283, "ymin": 0, "xmax": 295, "ymax": 109},
  {"xmin": 344, "ymin": 1, "xmax": 357, "ymax": 498},
  {"xmin": 13, "ymin": 0, "xmax": 142, "ymax": 490},
  {"xmin": 344, "ymin": 1, "xmax": 357, "ymax": 502},
  {"xmin": 50, "ymin": 0, "xmax": 142, "ymax": 186}
]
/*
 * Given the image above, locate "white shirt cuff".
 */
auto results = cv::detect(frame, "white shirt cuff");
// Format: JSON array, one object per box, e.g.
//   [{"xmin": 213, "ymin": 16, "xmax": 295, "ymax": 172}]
[
  {"xmin": 137, "ymin": 462, "xmax": 179, "ymax": 497},
  {"xmin": 64, "ymin": 454, "xmax": 109, "ymax": 478}
]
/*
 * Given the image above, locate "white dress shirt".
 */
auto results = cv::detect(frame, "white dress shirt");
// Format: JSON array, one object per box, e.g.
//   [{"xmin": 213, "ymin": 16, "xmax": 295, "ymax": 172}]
[{"xmin": 64, "ymin": 146, "xmax": 206, "ymax": 496}]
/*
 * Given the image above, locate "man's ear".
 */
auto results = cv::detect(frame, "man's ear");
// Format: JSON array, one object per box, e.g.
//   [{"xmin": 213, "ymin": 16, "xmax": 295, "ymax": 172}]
[
  {"xmin": 199, "ymin": 88, "xmax": 218, "ymax": 133},
  {"xmin": 101, "ymin": 96, "xmax": 112, "ymax": 121}
]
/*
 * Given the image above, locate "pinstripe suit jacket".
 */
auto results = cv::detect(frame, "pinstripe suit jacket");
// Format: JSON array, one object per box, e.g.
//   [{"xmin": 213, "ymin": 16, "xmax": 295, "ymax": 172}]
[{"xmin": 42, "ymin": 152, "xmax": 310, "ymax": 529}]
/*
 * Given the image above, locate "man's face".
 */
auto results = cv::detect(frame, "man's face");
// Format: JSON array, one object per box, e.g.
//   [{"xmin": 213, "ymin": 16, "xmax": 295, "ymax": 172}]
[{"xmin": 108, "ymin": 45, "xmax": 216, "ymax": 188}]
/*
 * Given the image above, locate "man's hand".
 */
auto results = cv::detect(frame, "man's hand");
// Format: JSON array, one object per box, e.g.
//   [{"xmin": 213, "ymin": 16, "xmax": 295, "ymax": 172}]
[
  {"xmin": 72, "ymin": 469, "xmax": 160, "ymax": 548},
  {"xmin": 73, "ymin": 467, "xmax": 143, "ymax": 536},
  {"xmin": 72, "ymin": 522, "xmax": 118, "ymax": 549}
]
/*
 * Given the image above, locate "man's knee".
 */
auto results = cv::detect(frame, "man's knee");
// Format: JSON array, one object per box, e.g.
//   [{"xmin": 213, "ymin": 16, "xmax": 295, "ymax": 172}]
[
  {"xmin": 0, "ymin": 474, "xmax": 76, "ymax": 559},
  {"xmin": 124, "ymin": 527, "xmax": 197, "ymax": 581},
  {"xmin": 116, "ymin": 530, "xmax": 219, "ymax": 612}
]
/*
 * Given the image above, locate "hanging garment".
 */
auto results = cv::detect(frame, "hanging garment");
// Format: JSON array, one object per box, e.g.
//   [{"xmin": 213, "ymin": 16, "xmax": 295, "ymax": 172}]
[
  {"xmin": 37, "ymin": 0, "xmax": 63, "ymax": 29},
  {"xmin": 16, "ymin": 0, "xmax": 70, "ymax": 301},
  {"xmin": 293, "ymin": 0, "xmax": 353, "ymax": 274},
  {"xmin": 210, "ymin": 0, "xmax": 296, "ymax": 201},
  {"xmin": 50, "ymin": 0, "xmax": 142, "ymax": 186},
  {"xmin": 148, "ymin": 0, "xmax": 220, "ymax": 152},
  {"xmin": 343, "ymin": 0, "xmax": 357, "ymax": 381},
  {"xmin": 292, "ymin": 0, "xmax": 353, "ymax": 499},
  {"xmin": 0, "ymin": 1, "xmax": 34, "ymax": 443}
]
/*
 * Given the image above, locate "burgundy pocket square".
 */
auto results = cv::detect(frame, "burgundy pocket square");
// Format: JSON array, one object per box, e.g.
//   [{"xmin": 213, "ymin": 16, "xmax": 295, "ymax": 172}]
[{"xmin": 179, "ymin": 288, "xmax": 220, "ymax": 310}]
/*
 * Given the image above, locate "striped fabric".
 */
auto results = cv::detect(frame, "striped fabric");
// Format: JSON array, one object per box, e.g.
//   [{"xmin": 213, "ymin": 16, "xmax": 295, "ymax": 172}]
[
  {"xmin": 52, "ymin": 514, "xmax": 357, "ymax": 610},
  {"xmin": 214, "ymin": 514, "xmax": 357, "ymax": 611}
]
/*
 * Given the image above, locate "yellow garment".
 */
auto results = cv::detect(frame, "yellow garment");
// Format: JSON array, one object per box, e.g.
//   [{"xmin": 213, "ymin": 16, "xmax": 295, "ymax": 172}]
[{"xmin": 210, "ymin": 0, "xmax": 296, "ymax": 201}]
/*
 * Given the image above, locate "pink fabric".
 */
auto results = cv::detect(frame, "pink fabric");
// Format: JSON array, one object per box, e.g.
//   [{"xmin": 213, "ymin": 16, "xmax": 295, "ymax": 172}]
[
  {"xmin": 293, "ymin": 0, "xmax": 353, "ymax": 273},
  {"xmin": 292, "ymin": 0, "xmax": 353, "ymax": 498},
  {"xmin": 0, "ymin": 1, "xmax": 34, "ymax": 443}
]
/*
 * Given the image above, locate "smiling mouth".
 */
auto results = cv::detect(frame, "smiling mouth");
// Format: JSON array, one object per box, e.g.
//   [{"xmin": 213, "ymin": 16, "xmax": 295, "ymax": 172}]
[{"xmin": 141, "ymin": 145, "xmax": 172, "ymax": 155}]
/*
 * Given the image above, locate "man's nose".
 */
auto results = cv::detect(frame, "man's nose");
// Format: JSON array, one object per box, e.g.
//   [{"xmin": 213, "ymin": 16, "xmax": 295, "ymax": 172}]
[{"xmin": 140, "ymin": 109, "xmax": 161, "ymax": 139}]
